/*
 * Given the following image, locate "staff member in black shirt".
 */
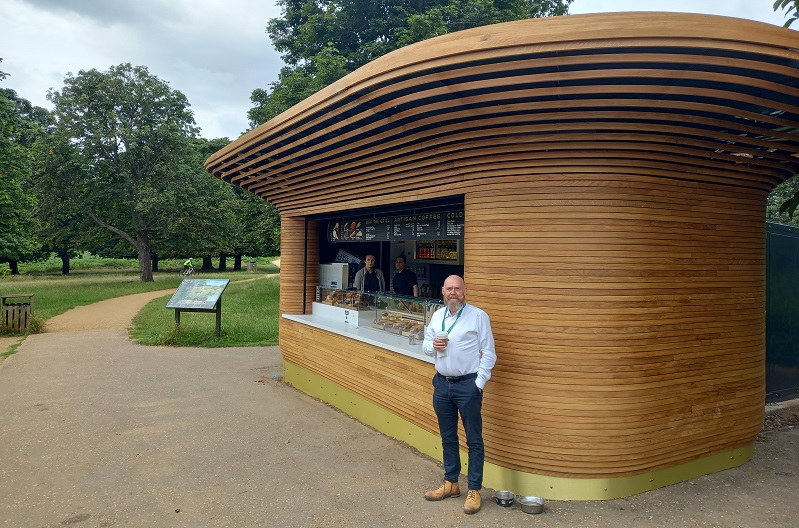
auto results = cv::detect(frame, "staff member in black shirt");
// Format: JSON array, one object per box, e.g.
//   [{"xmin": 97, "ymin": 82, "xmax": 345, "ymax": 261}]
[{"xmin": 392, "ymin": 254, "xmax": 419, "ymax": 297}]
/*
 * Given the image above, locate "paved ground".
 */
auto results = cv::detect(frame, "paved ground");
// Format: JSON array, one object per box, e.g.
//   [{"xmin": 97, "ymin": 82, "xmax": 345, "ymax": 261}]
[{"xmin": 0, "ymin": 291, "xmax": 797, "ymax": 528}]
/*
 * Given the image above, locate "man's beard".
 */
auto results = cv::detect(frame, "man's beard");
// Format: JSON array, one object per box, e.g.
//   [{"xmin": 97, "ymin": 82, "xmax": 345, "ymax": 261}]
[{"xmin": 446, "ymin": 298, "xmax": 464, "ymax": 312}]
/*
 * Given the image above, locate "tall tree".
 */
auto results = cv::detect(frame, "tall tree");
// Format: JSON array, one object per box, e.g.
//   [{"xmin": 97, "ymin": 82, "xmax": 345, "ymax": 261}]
[
  {"xmin": 250, "ymin": 0, "xmax": 573, "ymax": 124},
  {"xmin": 46, "ymin": 64, "xmax": 199, "ymax": 282},
  {"xmin": 0, "ymin": 87, "xmax": 47, "ymax": 274}
]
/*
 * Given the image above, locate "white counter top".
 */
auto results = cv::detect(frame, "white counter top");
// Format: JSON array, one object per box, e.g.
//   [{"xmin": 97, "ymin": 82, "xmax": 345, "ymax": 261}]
[{"xmin": 282, "ymin": 309, "xmax": 434, "ymax": 364}]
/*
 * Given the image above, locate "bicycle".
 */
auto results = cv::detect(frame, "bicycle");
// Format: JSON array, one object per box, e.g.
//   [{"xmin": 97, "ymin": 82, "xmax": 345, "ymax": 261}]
[{"xmin": 179, "ymin": 265, "xmax": 199, "ymax": 277}]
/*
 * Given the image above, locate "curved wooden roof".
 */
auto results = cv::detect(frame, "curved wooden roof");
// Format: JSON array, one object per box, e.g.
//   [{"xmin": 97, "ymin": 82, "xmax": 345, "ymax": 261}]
[{"xmin": 206, "ymin": 12, "xmax": 799, "ymax": 213}]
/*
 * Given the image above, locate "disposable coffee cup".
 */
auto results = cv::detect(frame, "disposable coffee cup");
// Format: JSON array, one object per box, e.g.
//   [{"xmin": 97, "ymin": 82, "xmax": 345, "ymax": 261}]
[{"xmin": 435, "ymin": 331, "xmax": 448, "ymax": 357}]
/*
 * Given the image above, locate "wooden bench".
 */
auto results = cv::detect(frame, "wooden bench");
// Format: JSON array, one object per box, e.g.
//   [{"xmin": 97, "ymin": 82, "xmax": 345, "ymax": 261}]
[{"xmin": 1, "ymin": 293, "xmax": 34, "ymax": 332}]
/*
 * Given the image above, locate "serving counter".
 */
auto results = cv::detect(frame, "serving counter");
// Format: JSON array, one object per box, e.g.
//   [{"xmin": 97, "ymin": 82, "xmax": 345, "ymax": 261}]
[{"xmin": 286, "ymin": 289, "xmax": 444, "ymax": 363}]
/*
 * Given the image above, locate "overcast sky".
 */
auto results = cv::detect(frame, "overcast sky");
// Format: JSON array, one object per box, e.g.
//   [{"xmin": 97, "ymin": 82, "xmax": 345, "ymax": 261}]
[{"xmin": 0, "ymin": 0, "xmax": 791, "ymax": 141}]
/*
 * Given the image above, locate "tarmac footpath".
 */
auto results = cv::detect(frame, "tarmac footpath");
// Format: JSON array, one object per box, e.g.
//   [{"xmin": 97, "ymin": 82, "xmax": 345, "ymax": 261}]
[{"xmin": 0, "ymin": 299, "xmax": 797, "ymax": 527}]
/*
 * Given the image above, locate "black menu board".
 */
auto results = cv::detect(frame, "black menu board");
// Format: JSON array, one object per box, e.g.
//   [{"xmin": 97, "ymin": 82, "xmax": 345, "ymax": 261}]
[
  {"xmin": 365, "ymin": 217, "xmax": 392, "ymax": 241},
  {"xmin": 341, "ymin": 219, "xmax": 364, "ymax": 241},
  {"xmin": 328, "ymin": 209, "xmax": 464, "ymax": 242},
  {"xmin": 391, "ymin": 215, "xmax": 416, "ymax": 240},
  {"xmin": 445, "ymin": 210, "xmax": 465, "ymax": 238},
  {"xmin": 328, "ymin": 221, "xmax": 342, "ymax": 242},
  {"xmin": 415, "ymin": 213, "xmax": 442, "ymax": 238}
]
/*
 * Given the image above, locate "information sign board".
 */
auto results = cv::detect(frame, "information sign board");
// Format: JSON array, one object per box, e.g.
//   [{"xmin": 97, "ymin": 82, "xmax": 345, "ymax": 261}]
[{"xmin": 166, "ymin": 279, "xmax": 230, "ymax": 310}]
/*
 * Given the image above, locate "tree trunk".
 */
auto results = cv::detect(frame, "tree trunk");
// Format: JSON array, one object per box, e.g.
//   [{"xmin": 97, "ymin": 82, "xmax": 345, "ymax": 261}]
[
  {"xmin": 151, "ymin": 253, "xmax": 159, "ymax": 272},
  {"xmin": 219, "ymin": 252, "xmax": 227, "ymax": 271},
  {"xmin": 202, "ymin": 255, "xmax": 214, "ymax": 271},
  {"xmin": 234, "ymin": 254, "xmax": 242, "ymax": 271},
  {"xmin": 137, "ymin": 231, "xmax": 154, "ymax": 282},
  {"xmin": 60, "ymin": 252, "xmax": 70, "ymax": 275},
  {"xmin": 9, "ymin": 260, "xmax": 19, "ymax": 275}
]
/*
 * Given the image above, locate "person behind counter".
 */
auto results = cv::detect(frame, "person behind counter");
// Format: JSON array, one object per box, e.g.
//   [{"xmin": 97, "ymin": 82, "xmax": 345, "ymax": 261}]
[
  {"xmin": 392, "ymin": 254, "xmax": 419, "ymax": 297},
  {"xmin": 422, "ymin": 274, "xmax": 496, "ymax": 515},
  {"xmin": 353, "ymin": 254, "xmax": 385, "ymax": 292}
]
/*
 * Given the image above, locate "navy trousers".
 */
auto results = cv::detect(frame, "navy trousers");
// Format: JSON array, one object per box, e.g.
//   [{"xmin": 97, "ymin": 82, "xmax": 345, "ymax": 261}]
[{"xmin": 432, "ymin": 373, "xmax": 484, "ymax": 490}]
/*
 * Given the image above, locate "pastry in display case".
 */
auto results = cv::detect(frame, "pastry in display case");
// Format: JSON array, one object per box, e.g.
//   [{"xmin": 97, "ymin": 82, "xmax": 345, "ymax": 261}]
[
  {"xmin": 316, "ymin": 286, "xmax": 374, "ymax": 310},
  {"xmin": 372, "ymin": 293, "xmax": 444, "ymax": 339}
]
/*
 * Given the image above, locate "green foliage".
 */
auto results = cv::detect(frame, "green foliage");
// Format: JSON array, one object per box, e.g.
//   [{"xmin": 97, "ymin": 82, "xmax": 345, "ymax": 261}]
[
  {"xmin": 250, "ymin": 0, "xmax": 573, "ymax": 124},
  {"xmin": 129, "ymin": 275, "xmax": 281, "ymax": 347},
  {"xmin": 0, "ymin": 342, "xmax": 22, "ymax": 358},
  {"xmin": 0, "ymin": 88, "xmax": 48, "ymax": 267},
  {"xmin": 45, "ymin": 64, "xmax": 200, "ymax": 282},
  {"xmin": 24, "ymin": 314, "xmax": 45, "ymax": 334},
  {"xmin": 774, "ymin": 0, "xmax": 799, "ymax": 27},
  {"xmin": 767, "ymin": 175, "xmax": 799, "ymax": 225}
]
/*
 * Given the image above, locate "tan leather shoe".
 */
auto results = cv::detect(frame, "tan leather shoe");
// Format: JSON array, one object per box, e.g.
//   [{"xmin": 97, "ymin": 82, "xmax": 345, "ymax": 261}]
[
  {"xmin": 424, "ymin": 480, "xmax": 461, "ymax": 501},
  {"xmin": 463, "ymin": 489, "xmax": 481, "ymax": 514}
]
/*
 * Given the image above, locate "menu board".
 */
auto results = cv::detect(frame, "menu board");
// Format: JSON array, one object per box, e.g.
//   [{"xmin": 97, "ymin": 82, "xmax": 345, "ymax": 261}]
[
  {"xmin": 341, "ymin": 219, "xmax": 364, "ymax": 241},
  {"xmin": 391, "ymin": 215, "xmax": 417, "ymax": 240},
  {"xmin": 328, "ymin": 221, "xmax": 342, "ymax": 242},
  {"xmin": 364, "ymin": 217, "xmax": 392, "ymax": 241},
  {"xmin": 445, "ymin": 210, "xmax": 465, "ymax": 238},
  {"xmin": 415, "ymin": 213, "xmax": 442, "ymax": 238},
  {"xmin": 328, "ymin": 209, "xmax": 464, "ymax": 242},
  {"xmin": 166, "ymin": 279, "xmax": 230, "ymax": 310}
]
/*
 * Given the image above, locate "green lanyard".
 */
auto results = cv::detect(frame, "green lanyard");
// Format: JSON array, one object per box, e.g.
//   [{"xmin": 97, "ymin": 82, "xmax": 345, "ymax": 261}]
[{"xmin": 442, "ymin": 304, "xmax": 466, "ymax": 334}]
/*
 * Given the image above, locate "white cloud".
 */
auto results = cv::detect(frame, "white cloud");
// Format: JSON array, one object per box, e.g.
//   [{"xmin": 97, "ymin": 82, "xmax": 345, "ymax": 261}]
[
  {"xmin": 569, "ymin": 0, "xmax": 788, "ymax": 25},
  {"xmin": 0, "ymin": 0, "xmax": 792, "ymax": 140},
  {"xmin": 0, "ymin": 0, "xmax": 282, "ymax": 140}
]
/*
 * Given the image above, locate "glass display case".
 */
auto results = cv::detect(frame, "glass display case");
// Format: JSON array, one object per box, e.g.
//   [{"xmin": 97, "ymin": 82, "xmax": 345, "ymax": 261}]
[
  {"xmin": 316, "ymin": 286, "xmax": 375, "ymax": 310},
  {"xmin": 372, "ymin": 293, "xmax": 444, "ymax": 339}
]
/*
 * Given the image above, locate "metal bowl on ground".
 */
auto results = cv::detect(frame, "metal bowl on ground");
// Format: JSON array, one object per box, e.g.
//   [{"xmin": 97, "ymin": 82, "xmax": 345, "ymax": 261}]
[
  {"xmin": 494, "ymin": 490, "xmax": 515, "ymax": 507},
  {"xmin": 517, "ymin": 496, "xmax": 545, "ymax": 514}
]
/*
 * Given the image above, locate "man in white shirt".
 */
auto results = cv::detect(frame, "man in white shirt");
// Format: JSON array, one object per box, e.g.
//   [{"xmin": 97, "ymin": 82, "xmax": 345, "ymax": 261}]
[{"xmin": 422, "ymin": 275, "xmax": 497, "ymax": 514}]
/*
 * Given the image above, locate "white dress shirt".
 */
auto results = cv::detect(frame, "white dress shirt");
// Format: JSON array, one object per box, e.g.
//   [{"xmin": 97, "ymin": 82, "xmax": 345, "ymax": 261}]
[{"xmin": 423, "ymin": 303, "xmax": 497, "ymax": 390}]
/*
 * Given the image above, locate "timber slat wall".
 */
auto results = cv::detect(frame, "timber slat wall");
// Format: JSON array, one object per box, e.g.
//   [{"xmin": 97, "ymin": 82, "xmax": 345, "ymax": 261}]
[{"xmin": 208, "ymin": 14, "xmax": 799, "ymax": 482}]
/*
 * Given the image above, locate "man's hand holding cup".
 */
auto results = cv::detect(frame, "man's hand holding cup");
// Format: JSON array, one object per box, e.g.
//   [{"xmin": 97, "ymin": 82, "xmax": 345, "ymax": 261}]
[{"xmin": 434, "ymin": 331, "xmax": 448, "ymax": 357}]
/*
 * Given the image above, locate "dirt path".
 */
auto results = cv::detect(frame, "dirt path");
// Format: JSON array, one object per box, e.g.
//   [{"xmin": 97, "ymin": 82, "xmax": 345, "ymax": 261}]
[
  {"xmin": 1, "ymin": 267, "xmax": 281, "ymax": 356},
  {"xmin": 44, "ymin": 289, "xmax": 176, "ymax": 332}
]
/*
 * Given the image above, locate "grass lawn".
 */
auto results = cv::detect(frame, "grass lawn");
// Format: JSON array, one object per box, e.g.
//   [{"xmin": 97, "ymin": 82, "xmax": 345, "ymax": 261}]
[
  {"xmin": 0, "ymin": 255, "xmax": 280, "ymax": 350},
  {"xmin": 129, "ymin": 275, "xmax": 280, "ymax": 347}
]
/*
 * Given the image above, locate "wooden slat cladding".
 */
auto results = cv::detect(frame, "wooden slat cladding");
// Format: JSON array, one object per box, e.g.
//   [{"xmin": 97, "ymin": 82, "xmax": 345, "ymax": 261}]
[
  {"xmin": 280, "ymin": 319, "xmax": 440, "ymax": 432},
  {"xmin": 206, "ymin": 13, "xmax": 798, "ymax": 488},
  {"xmin": 206, "ymin": 14, "xmax": 799, "ymax": 217},
  {"xmin": 463, "ymin": 178, "xmax": 766, "ymax": 476},
  {"xmin": 279, "ymin": 216, "xmax": 314, "ymax": 315}
]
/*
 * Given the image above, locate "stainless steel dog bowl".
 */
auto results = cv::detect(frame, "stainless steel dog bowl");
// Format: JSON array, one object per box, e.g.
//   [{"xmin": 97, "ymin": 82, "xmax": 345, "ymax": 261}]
[
  {"xmin": 494, "ymin": 490, "xmax": 515, "ymax": 507},
  {"xmin": 517, "ymin": 496, "xmax": 545, "ymax": 514}
]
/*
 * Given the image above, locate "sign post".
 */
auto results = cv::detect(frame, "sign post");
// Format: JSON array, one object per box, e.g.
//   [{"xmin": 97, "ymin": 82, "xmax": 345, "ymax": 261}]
[{"xmin": 166, "ymin": 279, "xmax": 230, "ymax": 338}]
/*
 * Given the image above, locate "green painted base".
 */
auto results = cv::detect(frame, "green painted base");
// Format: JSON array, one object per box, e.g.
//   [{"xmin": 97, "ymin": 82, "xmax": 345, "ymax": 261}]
[{"xmin": 284, "ymin": 360, "xmax": 754, "ymax": 500}]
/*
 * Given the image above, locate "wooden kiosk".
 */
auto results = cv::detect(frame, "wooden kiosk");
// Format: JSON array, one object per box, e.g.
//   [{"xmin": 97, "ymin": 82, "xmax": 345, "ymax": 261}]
[{"xmin": 206, "ymin": 13, "xmax": 799, "ymax": 499}]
